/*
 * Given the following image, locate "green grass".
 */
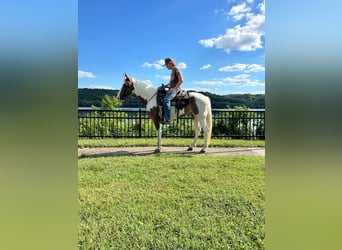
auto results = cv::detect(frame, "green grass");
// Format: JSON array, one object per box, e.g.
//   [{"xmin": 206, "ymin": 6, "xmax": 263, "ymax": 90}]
[
  {"xmin": 79, "ymin": 154, "xmax": 265, "ymax": 249},
  {"xmin": 78, "ymin": 138, "xmax": 265, "ymax": 148}
]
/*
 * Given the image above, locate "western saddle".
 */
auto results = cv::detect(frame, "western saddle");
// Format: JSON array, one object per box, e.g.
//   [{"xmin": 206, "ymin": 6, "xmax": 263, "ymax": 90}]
[{"xmin": 156, "ymin": 85, "xmax": 191, "ymax": 121}]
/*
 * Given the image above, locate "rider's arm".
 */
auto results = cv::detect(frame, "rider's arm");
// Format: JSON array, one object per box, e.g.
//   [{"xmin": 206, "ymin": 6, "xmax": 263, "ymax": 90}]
[{"xmin": 174, "ymin": 70, "xmax": 183, "ymax": 90}]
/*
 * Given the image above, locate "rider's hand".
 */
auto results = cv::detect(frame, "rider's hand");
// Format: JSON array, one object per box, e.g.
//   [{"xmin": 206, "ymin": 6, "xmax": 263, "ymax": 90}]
[{"xmin": 168, "ymin": 88, "xmax": 175, "ymax": 94}]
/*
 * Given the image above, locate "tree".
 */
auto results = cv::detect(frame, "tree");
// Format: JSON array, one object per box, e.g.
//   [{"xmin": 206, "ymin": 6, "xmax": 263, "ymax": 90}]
[
  {"xmin": 226, "ymin": 105, "xmax": 249, "ymax": 110},
  {"xmin": 92, "ymin": 94, "xmax": 122, "ymax": 110},
  {"xmin": 78, "ymin": 88, "xmax": 265, "ymax": 109}
]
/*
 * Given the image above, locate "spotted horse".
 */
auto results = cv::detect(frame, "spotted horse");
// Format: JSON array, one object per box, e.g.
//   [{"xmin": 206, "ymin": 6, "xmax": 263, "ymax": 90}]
[{"xmin": 117, "ymin": 73, "xmax": 212, "ymax": 153}]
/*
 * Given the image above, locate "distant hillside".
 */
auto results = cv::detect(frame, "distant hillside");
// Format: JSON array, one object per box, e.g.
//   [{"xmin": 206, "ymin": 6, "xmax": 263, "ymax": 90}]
[
  {"xmin": 78, "ymin": 88, "xmax": 144, "ymax": 108},
  {"xmin": 202, "ymin": 92, "xmax": 265, "ymax": 109},
  {"xmin": 78, "ymin": 88, "xmax": 265, "ymax": 109}
]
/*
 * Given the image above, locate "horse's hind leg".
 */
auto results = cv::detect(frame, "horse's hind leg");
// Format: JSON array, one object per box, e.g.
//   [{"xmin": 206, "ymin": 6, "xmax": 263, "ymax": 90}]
[
  {"xmin": 187, "ymin": 116, "xmax": 200, "ymax": 151},
  {"xmin": 199, "ymin": 117, "xmax": 209, "ymax": 153}
]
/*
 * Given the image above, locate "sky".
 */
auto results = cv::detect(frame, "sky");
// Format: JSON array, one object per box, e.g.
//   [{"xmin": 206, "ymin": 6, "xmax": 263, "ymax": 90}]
[{"xmin": 78, "ymin": 0, "xmax": 265, "ymax": 95}]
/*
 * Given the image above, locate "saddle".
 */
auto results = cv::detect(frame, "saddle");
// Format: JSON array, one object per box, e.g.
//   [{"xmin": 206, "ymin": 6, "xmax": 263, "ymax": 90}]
[
  {"xmin": 157, "ymin": 85, "xmax": 191, "ymax": 109},
  {"xmin": 156, "ymin": 85, "xmax": 191, "ymax": 121}
]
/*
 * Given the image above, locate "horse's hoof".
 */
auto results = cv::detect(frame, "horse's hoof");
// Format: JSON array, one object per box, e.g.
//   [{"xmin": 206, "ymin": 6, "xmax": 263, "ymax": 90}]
[
  {"xmin": 186, "ymin": 147, "xmax": 193, "ymax": 151},
  {"xmin": 154, "ymin": 148, "xmax": 161, "ymax": 153},
  {"xmin": 199, "ymin": 149, "xmax": 206, "ymax": 153}
]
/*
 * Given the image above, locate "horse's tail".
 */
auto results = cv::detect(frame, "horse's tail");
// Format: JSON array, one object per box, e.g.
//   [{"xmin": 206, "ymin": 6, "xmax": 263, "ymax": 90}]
[{"xmin": 206, "ymin": 98, "xmax": 212, "ymax": 146}]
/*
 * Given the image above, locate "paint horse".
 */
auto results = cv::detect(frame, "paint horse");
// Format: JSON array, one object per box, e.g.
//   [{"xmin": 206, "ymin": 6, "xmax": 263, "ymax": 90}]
[{"xmin": 117, "ymin": 73, "xmax": 212, "ymax": 153}]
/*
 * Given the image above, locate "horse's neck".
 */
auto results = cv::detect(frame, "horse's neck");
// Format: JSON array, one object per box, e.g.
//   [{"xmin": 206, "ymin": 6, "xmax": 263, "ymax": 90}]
[{"xmin": 132, "ymin": 79, "xmax": 156, "ymax": 100}]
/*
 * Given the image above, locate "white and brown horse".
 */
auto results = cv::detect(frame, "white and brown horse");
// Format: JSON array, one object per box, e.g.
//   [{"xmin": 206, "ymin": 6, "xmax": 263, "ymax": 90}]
[{"xmin": 117, "ymin": 73, "xmax": 212, "ymax": 153}]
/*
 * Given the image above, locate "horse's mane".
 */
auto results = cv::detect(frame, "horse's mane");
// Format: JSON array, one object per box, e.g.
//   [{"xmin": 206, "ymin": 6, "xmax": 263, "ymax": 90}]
[
  {"xmin": 132, "ymin": 78, "xmax": 156, "ymax": 100},
  {"xmin": 133, "ymin": 78, "xmax": 155, "ymax": 89}
]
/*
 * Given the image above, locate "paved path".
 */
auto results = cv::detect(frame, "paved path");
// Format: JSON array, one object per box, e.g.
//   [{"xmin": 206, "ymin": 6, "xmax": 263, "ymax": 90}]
[{"xmin": 78, "ymin": 147, "xmax": 265, "ymax": 158}]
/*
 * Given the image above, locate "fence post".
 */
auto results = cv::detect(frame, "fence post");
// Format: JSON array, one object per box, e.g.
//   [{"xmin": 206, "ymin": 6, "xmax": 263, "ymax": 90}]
[{"xmin": 139, "ymin": 108, "xmax": 142, "ymax": 138}]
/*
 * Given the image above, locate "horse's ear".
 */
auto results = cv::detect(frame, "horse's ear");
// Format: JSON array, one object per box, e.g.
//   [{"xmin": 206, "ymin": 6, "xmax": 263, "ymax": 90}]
[{"xmin": 124, "ymin": 72, "xmax": 128, "ymax": 79}]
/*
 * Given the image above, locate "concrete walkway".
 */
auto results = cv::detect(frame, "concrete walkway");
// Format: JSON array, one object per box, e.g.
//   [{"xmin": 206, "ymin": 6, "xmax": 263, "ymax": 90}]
[{"xmin": 78, "ymin": 147, "xmax": 265, "ymax": 158}]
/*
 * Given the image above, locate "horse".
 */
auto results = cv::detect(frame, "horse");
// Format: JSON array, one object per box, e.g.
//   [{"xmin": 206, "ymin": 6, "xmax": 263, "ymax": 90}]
[{"xmin": 117, "ymin": 73, "xmax": 212, "ymax": 153}]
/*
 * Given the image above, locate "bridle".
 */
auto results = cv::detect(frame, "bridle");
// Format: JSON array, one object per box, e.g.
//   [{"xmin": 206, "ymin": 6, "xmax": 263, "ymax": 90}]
[{"xmin": 119, "ymin": 73, "xmax": 134, "ymax": 100}]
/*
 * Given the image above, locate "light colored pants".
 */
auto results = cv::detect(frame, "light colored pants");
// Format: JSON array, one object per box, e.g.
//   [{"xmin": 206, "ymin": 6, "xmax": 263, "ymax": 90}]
[{"xmin": 163, "ymin": 91, "xmax": 177, "ymax": 122}]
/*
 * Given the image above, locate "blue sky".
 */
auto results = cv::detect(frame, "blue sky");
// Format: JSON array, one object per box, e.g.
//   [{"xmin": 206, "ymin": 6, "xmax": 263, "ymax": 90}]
[{"xmin": 78, "ymin": 0, "xmax": 265, "ymax": 95}]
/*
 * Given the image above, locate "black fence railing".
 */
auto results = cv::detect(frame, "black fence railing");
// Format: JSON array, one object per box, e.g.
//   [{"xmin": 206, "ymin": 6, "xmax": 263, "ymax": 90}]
[{"xmin": 78, "ymin": 108, "xmax": 265, "ymax": 139}]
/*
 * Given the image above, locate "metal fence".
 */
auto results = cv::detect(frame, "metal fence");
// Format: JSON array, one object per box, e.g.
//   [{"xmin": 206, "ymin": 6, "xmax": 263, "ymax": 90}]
[{"xmin": 78, "ymin": 108, "xmax": 265, "ymax": 139}]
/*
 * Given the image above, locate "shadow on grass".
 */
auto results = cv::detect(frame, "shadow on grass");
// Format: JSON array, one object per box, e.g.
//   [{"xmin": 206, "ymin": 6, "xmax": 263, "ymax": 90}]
[
  {"xmin": 78, "ymin": 148, "xmax": 205, "ymax": 159},
  {"xmin": 78, "ymin": 147, "xmax": 265, "ymax": 159}
]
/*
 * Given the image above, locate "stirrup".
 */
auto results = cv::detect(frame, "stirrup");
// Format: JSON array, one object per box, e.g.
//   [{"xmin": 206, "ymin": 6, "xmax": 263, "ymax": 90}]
[{"xmin": 161, "ymin": 117, "xmax": 169, "ymax": 125}]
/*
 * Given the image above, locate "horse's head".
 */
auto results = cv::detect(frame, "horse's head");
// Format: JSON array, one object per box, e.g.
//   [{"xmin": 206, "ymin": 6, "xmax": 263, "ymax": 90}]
[{"xmin": 117, "ymin": 73, "xmax": 134, "ymax": 101}]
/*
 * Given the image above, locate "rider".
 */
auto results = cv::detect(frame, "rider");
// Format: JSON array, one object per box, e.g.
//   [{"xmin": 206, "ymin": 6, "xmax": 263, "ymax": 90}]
[{"xmin": 163, "ymin": 57, "xmax": 184, "ymax": 125}]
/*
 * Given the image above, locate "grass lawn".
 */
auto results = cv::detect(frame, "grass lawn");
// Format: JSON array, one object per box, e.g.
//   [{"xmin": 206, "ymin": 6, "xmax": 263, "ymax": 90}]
[
  {"xmin": 78, "ymin": 138, "xmax": 265, "ymax": 148},
  {"xmin": 79, "ymin": 154, "xmax": 265, "ymax": 249}
]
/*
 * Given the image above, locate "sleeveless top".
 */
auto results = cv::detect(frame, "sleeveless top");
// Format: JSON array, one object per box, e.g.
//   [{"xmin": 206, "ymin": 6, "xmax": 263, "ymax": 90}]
[{"xmin": 169, "ymin": 68, "xmax": 181, "ymax": 88}]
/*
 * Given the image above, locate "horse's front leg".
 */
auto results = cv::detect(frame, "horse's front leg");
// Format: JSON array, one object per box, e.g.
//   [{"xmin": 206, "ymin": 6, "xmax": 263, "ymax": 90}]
[{"xmin": 154, "ymin": 124, "xmax": 162, "ymax": 153}]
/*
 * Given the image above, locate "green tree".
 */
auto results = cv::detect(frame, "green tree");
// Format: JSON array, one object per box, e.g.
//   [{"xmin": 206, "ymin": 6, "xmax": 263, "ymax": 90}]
[
  {"xmin": 101, "ymin": 94, "xmax": 122, "ymax": 110},
  {"xmin": 226, "ymin": 105, "xmax": 249, "ymax": 110},
  {"xmin": 92, "ymin": 94, "xmax": 122, "ymax": 110}
]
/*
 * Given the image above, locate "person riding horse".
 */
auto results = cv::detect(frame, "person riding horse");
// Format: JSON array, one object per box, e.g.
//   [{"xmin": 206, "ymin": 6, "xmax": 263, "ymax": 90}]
[
  {"xmin": 162, "ymin": 58, "xmax": 184, "ymax": 125},
  {"xmin": 117, "ymin": 73, "xmax": 212, "ymax": 153}
]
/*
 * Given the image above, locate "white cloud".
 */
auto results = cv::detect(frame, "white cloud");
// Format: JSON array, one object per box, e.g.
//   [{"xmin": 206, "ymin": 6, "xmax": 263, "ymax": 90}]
[
  {"xmin": 229, "ymin": 90, "xmax": 265, "ymax": 94},
  {"xmin": 229, "ymin": 3, "xmax": 251, "ymax": 21},
  {"xmin": 189, "ymin": 87, "xmax": 212, "ymax": 92},
  {"xmin": 258, "ymin": 1, "xmax": 265, "ymax": 14},
  {"xmin": 142, "ymin": 59, "xmax": 187, "ymax": 70},
  {"xmin": 222, "ymin": 74, "xmax": 265, "ymax": 87},
  {"xmin": 178, "ymin": 62, "xmax": 187, "ymax": 69},
  {"xmin": 199, "ymin": 39, "xmax": 215, "ymax": 48},
  {"xmin": 200, "ymin": 64, "xmax": 212, "ymax": 70},
  {"xmin": 232, "ymin": 14, "xmax": 244, "ymax": 21},
  {"xmin": 142, "ymin": 60, "xmax": 164, "ymax": 69},
  {"xmin": 228, "ymin": 0, "xmax": 254, "ymax": 3},
  {"xmin": 155, "ymin": 75, "xmax": 170, "ymax": 81},
  {"xmin": 199, "ymin": 2, "xmax": 265, "ymax": 52},
  {"xmin": 245, "ymin": 64, "xmax": 265, "ymax": 72},
  {"xmin": 230, "ymin": 74, "xmax": 250, "ymax": 79},
  {"xmin": 192, "ymin": 72, "xmax": 264, "ymax": 90},
  {"xmin": 218, "ymin": 63, "xmax": 265, "ymax": 72},
  {"xmin": 219, "ymin": 63, "xmax": 247, "ymax": 72},
  {"xmin": 193, "ymin": 80, "xmax": 225, "ymax": 86},
  {"xmin": 191, "ymin": 73, "xmax": 264, "ymax": 94},
  {"xmin": 78, "ymin": 70, "xmax": 95, "ymax": 78},
  {"xmin": 88, "ymin": 84, "xmax": 114, "ymax": 89}
]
